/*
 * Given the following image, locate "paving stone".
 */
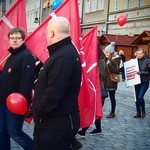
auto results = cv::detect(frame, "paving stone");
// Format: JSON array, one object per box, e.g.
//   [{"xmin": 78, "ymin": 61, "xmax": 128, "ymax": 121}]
[{"xmin": 11, "ymin": 81, "xmax": 150, "ymax": 150}]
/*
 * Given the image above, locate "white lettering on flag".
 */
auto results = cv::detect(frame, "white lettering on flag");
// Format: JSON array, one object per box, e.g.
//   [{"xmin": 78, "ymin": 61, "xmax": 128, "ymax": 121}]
[
  {"xmin": 87, "ymin": 62, "xmax": 97, "ymax": 73},
  {"xmin": 88, "ymin": 79, "xmax": 96, "ymax": 123}
]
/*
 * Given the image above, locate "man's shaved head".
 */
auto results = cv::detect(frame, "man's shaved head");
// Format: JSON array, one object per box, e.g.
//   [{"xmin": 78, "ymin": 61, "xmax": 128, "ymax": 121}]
[{"xmin": 46, "ymin": 16, "xmax": 70, "ymax": 46}]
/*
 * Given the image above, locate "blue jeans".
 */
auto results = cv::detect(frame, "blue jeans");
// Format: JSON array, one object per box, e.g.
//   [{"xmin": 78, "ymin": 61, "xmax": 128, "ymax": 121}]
[
  {"xmin": 0, "ymin": 104, "xmax": 33, "ymax": 150},
  {"xmin": 134, "ymin": 82, "xmax": 149, "ymax": 113}
]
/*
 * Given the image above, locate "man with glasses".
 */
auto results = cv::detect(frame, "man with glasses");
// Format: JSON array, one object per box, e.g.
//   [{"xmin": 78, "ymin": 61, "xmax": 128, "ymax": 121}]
[{"xmin": 0, "ymin": 27, "xmax": 35, "ymax": 150}]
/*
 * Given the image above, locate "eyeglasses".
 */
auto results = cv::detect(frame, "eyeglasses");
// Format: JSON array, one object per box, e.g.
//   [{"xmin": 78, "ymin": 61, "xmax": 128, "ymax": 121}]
[{"xmin": 9, "ymin": 37, "xmax": 22, "ymax": 40}]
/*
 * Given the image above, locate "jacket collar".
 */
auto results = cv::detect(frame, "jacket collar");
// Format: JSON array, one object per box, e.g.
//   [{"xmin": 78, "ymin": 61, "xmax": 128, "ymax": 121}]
[
  {"xmin": 8, "ymin": 43, "xmax": 26, "ymax": 55},
  {"xmin": 47, "ymin": 37, "xmax": 71, "ymax": 55},
  {"xmin": 138, "ymin": 55, "xmax": 147, "ymax": 61}
]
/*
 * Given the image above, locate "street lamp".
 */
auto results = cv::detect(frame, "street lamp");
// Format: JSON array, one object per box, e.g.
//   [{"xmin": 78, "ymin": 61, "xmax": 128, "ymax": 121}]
[{"xmin": 34, "ymin": 0, "xmax": 42, "ymax": 25}]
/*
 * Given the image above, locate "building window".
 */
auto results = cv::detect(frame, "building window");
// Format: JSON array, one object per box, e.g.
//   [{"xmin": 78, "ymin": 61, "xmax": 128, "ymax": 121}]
[
  {"xmin": 34, "ymin": 11, "xmax": 38, "ymax": 18},
  {"xmin": 114, "ymin": 0, "xmax": 119, "ymax": 11},
  {"xmin": 98, "ymin": 0, "xmax": 104, "ymax": 10},
  {"xmin": 91, "ymin": 0, "xmax": 97, "ymax": 12},
  {"xmin": 29, "ymin": 13, "xmax": 31, "ymax": 27},
  {"xmin": 126, "ymin": 0, "xmax": 132, "ymax": 9},
  {"xmin": 78, "ymin": 1, "xmax": 82, "ymax": 18},
  {"xmin": 136, "ymin": 0, "xmax": 143, "ymax": 7},
  {"xmin": 30, "ymin": 13, "xmax": 33, "ymax": 27},
  {"xmin": 85, "ymin": 0, "xmax": 90, "ymax": 13},
  {"xmin": 27, "ymin": 14, "xmax": 30, "ymax": 27}
]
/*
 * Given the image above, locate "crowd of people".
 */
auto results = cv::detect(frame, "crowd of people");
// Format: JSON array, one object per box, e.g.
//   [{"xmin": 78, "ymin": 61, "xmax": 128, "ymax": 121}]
[{"xmin": 0, "ymin": 16, "xmax": 150, "ymax": 150}]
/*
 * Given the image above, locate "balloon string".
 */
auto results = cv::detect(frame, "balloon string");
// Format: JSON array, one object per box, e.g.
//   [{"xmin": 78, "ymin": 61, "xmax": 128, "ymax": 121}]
[{"xmin": 115, "ymin": 34, "xmax": 118, "ymax": 44}]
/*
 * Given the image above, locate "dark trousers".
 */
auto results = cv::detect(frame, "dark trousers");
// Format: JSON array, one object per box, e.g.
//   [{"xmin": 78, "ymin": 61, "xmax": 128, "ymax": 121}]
[
  {"xmin": 120, "ymin": 67, "xmax": 125, "ymax": 80},
  {"xmin": 0, "ymin": 104, "xmax": 33, "ymax": 150},
  {"xmin": 134, "ymin": 82, "xmax": 149, "ymax": 113},
  {"xmin": 108, "ymin": 90, "xmax": 116, "ymax": 114},
  {"xmin": 33, "ymin": 127, "xmax": 78, "ymax": 150}
]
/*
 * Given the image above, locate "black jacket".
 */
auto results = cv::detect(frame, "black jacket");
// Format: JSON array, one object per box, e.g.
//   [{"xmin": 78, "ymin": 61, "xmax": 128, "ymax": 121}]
[
  {"xmin": 0, "ymin": 44, "xmax": 35, "ymax": 106},
  {"xmin": 32, "ymin": 37, "xmax": 81, "ymax": 129},
  {"xmin": 138, "ymin": 55, "xmax": 150, "ymax": 83}
]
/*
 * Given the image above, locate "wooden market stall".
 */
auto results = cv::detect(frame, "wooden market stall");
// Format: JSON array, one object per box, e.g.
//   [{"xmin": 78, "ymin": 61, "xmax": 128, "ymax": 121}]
[
  {"xmin": 98, "ymin": 34, "xmax": 137, "ymax": 61},
  {"xmin": 131, "ymin": 30, "xmax": 150, "ymax": 58}
]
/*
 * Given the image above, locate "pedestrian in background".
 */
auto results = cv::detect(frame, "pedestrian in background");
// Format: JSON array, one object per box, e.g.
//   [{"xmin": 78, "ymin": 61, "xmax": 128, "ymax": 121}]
[
  {"xmin": 103, "ymin": 42, "xmax": 120, "ymax": 118},
  {"xmin": 134, "ymin": 48, "xmax": 150, "ymax": 118},
  {"xmin": 119, "ymin": 50, "xmax": 126, "ymax": 81},
  {"xmin": 32, "ymin": 16, "xmax": 81, "ymax": 150},
  {"xmin": 0, "ymin": 27, "xmax": 35, "ymax": 150}
]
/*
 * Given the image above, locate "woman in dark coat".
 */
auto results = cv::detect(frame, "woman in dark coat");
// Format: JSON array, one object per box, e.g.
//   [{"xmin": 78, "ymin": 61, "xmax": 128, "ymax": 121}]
[{"xmin": 103, "ymin": 42, "xmax": 120, "ymax": 118}]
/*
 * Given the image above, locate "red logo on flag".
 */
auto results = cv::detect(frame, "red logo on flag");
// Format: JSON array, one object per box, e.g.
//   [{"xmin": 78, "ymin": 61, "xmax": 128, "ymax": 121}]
[{"xmin": 8, "ymin": 67, "xmax": 12, "ymax": 73}]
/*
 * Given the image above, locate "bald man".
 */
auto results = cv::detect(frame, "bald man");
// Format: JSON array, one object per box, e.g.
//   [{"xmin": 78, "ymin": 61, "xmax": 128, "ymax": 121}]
[{"xmin": 32, "ymin": 16, "xmax": 82, "ymax": 150}]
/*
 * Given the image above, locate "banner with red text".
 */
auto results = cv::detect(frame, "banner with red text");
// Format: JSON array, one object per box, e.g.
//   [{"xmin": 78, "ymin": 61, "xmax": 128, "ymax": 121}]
[{"xmin": 124, "ymin": 58, "xmax": 141, "ymax": 86}]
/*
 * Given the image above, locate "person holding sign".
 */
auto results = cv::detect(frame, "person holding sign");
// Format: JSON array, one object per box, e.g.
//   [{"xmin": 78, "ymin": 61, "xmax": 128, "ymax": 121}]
[{"xmin": 134, "ymin": 48, "xmax": 150, "ymax": 118}]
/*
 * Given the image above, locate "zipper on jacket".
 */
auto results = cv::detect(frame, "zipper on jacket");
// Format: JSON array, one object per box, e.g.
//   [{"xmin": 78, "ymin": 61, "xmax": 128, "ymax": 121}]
[{"xmin": 69, "ymin": 114, "xmax": 73, "ymax": 129}]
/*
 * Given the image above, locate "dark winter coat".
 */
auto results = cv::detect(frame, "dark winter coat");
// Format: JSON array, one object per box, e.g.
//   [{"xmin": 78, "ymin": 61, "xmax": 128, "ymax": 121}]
[
  {"xmin": 32, "ymin": 37, "xmax": 81, "ymax": 129},
  {"xmin": 98, "ymin": 50, "xmax": 106, "ymax": 89},
  {"xmin": 120, "ymin": 54, "xmax": 126, "ymax": 63},
  {"xmin": 0, "ymin": 44, "xmax": 35, "ymax": 106},
  {"xmin": 138, "ymin": 55, "xmax": 150, "ymax": 83},
  {"xmin": 104, "ymin": 56, "xmax": 120, "ymax": 90}
]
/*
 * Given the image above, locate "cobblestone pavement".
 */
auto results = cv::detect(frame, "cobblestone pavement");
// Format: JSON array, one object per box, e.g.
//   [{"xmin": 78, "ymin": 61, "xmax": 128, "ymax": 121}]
[{"xmin": 11, "ymin": 81, "xmax": 150, "ymax": 150}]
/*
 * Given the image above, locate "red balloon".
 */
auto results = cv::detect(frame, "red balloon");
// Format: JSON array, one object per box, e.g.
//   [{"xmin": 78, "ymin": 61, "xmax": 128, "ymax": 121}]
[
  {"xmin": 6, "ymin": 93, "xmax": 27, "ymax": 115},
  {"xmin": 117, "ymin": 15, "xmax": 127, "ymax": 27}
]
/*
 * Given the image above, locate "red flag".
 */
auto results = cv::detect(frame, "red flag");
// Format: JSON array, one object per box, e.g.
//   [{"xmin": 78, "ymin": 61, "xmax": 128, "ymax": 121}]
[
  {"xmin": 0, "ymin": 0, "xmax": 27, "ymax": 69},
  {"xmin": 26, "ymin": 0, "xmax": 81, "ymax": 63},
  {"xmin": 79, "ymin": 26, "xmax": 103, "ymax": 128}
]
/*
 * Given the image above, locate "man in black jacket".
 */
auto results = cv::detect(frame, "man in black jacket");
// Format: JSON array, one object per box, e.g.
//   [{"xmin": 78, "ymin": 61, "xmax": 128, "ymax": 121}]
[
  {"xmin": 32, "ymin": 16, "xmax": 82, "ymax": 150},
  {"xmin": 0, "ymin": 28, "xmax": 35, "ymax": 150}
]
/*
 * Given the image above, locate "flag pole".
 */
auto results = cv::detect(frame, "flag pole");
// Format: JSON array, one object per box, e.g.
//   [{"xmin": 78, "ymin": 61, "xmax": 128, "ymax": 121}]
[
  {"xmin": 0, "ymin": 53, "xmax": 11, "ymax": 66},
  {"xmin": 133, "ymin": 86, "xmax": 136, "ymax": 102}
]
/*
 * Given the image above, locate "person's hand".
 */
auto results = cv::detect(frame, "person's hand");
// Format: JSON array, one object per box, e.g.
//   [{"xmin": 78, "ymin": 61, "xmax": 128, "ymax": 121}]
[
  {"xmin": 137, "ymin": 71, "xmax": 141, "ymax": 75},
  {"xmin": 107, "ymin": 60, "xmax": 111, "ymax": 64}
]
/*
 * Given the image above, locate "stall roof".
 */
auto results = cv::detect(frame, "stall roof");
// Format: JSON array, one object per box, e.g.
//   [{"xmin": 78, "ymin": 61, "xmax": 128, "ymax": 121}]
[
  {"xmin": 131, "ymin": 30, "xmax": 150, "ymax": 44},
  {"xmin": 98, "ymin": 34, "xmax": 136, "ymax": 46}
]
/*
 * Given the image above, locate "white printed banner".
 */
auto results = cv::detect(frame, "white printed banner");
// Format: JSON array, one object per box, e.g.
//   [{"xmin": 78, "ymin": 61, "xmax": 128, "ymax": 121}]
[{"xmin": 124, "ymin": 58, "xmax": 141, "ymax": 86}]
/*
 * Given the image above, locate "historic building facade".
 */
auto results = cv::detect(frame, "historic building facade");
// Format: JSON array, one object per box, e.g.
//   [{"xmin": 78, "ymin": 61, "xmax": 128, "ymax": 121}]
[
  {"xmin": 108, "ymin": 0, "xmax": 150, "ymax": 35},
  {"xmin": 1, "ymin": 0, "xmax": 150, "ymax": 36},
  {"xmin": 80, "ymin": 0, "xmax": 150, "ymax": 35}
]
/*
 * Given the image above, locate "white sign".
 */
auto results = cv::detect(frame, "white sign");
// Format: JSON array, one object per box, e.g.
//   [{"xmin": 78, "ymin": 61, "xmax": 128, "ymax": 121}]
[{"xmin": 124, "ymin": 58, "xmax": 141, "ymax": 86}]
